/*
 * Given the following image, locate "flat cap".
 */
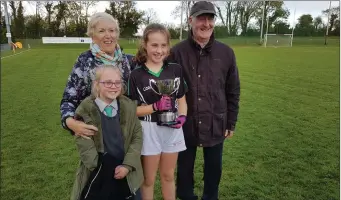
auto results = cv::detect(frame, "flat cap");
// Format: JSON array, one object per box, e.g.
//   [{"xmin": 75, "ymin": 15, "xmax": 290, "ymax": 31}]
[{"xmin": 190, "ymin": 1, "xmax": 216, "ymax": 17}]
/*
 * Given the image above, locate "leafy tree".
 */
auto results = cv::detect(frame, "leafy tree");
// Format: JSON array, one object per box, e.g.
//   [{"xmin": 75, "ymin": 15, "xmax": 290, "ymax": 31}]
[
  {"xmin": 238, "ymin": 1, "xmax": 260, "ymax": 36},
  {"xmin": 53, "ymin": 1, "xmax": 68, "ymax": 36},
  {"xmin": 313, "ymin": 16, "xmax": 323, "ymax": 31},
  {"xmin": 66, "ymin": 2, "xmax": 87, "ymax": 37},
  {"xmin": 164, "ymin": 23, "xmax": 180, "ymax": 39},
  {"xmin": 328, "ymin": 14, "xmax": 338, "ymax": 34},
  {"xmin": 1, "ymin": 15, "xmax": 8, "ymax": 43},
  {"xmin": 273, "ymin": 21, "xmax": 291, "ymax": 34},
  {"xmin": 255, "ymin": 1, "xmax": 290, "ymax": 36},
  {"xmin": 323, "ymin": 6, "xmax": 340, "ymax": 35},
  {"xmin": 9, "ymin": 1, "xmax": 16, "ymax": 21},
  {"xmin": 295, "ymin": 14, "xmax": 314, "ymax": 36},
  {"xmin": 105, "ymin": 1, "xmax": 144, "ymax": 37},
  {"xmin": 15, "ymin": 1, "xmax": 25, "ymax": 39},
  {"xmin": 9, "ymin": 1, "xmax": 17, "ymax": 40},
  {"xmin": 44, "ymin": 1, "xmax": 54, "ymax": 36},
  {"xmin": 25, "ymin": 15, "xmax": 46, "ymax": 39}
]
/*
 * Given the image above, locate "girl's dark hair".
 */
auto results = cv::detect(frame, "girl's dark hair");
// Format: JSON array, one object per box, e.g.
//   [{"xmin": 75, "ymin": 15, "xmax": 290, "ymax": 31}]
[{"xmin": 135, "ymin": 23, "xmax": 171, "ymax": 64}]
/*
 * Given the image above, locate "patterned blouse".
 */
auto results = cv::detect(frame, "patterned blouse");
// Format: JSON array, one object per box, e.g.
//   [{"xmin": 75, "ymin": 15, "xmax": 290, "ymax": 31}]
[{"xmin": 60, "ymin": 50, "xmax": 135, "ymax": 132}]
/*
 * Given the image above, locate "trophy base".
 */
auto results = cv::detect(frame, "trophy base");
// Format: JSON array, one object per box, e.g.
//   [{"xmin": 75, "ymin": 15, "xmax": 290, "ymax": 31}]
[
  {"xmin": 157, "ymin": 112, "xmax": 178, "ymax": 127},
  {"xmin": 157, "ymin": 121, "xmax": 179, "ymax": 127},
  {"xmin": 158, "ymin": 112, "xmax": 176, "ymax": 122}
]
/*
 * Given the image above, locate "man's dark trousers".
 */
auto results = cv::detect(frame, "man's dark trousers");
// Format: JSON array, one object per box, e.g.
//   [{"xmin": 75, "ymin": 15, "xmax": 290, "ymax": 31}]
[{"xmin": 176, "ymin": 142, "xmax": 224, "ymax": 200}]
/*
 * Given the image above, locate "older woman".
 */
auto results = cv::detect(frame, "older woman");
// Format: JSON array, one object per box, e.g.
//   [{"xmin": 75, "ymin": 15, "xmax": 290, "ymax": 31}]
[
  {"xmin": 60, "ymin": 12, "xmax": 134, "ymax": 137},
  {"xmin": 61, "ymin": 12, "xmax": 141, "ymax": 200}
]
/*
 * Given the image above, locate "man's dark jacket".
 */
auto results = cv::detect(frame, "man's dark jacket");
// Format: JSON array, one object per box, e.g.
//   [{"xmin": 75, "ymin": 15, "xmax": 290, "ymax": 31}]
[{"xmin": 168, "ymin": 31, "xmax": 240, "ymax": 147}]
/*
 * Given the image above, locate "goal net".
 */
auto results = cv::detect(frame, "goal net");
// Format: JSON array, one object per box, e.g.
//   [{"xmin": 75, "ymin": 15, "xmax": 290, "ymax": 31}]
[{"xmin": 264, "ymin": 34, "xmax": 293, "ymax": 47}]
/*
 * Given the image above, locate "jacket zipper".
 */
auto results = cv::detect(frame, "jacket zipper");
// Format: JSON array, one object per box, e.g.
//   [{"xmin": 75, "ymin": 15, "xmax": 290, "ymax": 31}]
[
  {"xmin": 84, "ymin": 163, "xmax": 103, "ymax": 199},
  {"xmin": 84, "ymin": 152, "xmax": 107, "ymax": 199}
]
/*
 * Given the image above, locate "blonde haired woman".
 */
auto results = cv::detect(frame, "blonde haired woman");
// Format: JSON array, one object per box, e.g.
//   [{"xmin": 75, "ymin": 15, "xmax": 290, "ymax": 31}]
[
  {"xmin": 60, "ymin": 12, "xmax": 141, "ymax": 200},
  {"xmin": 60, "ymin": 12, "xmax": 135, "ymax": 142},
  {"xmin": 70, "ymin": 65, "xmax": 143, "ymax": 200}
]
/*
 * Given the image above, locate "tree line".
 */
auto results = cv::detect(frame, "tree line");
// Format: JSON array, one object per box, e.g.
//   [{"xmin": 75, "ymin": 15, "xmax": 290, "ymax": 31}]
[
  {"xmin": 0, "ymin": 1, "xmax": 149, "ymax": 43},
  {"xmin": 171, "ymin": 1, "xmax": 339, "ymax": 38},
  {"xmin": 1, "ymin": 1, "xmax": 339, "ymax": 44}
]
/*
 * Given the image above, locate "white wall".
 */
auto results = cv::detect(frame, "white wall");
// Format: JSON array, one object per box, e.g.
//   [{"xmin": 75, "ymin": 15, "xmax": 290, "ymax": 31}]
[{"xmin": 42, "ymin": 37, "xmax": 92, "ymax": 44}]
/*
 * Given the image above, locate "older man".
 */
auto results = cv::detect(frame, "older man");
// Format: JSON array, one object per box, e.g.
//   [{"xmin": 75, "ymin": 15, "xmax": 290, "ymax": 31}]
[{"xmin": 168, "ymin": 1, "xmax": 240, "ymax": 200}]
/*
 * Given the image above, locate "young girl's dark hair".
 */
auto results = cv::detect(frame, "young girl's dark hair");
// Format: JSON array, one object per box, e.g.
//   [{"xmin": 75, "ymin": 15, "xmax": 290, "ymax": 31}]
[{"xmin": 135, "ymin": 23, "xmax": 171, "ymax": 64}]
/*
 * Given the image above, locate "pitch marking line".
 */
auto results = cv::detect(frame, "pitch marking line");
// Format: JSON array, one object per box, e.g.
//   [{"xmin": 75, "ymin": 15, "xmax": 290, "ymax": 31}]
[{"xmin": 1, "ymin": 49, "xmax": 31, "ymax": 60}]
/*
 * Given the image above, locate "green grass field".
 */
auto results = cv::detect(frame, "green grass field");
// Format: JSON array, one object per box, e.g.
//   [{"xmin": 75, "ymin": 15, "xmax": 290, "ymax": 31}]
[{"xmin": 1, "ymin": 38, "xmax": 340, "ymax": 200}]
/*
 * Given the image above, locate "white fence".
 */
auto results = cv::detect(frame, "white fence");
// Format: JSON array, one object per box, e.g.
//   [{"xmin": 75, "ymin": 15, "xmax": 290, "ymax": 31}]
[{"xmin": 42, "ymin": 37, "xmax": 92, "ymax": 44}]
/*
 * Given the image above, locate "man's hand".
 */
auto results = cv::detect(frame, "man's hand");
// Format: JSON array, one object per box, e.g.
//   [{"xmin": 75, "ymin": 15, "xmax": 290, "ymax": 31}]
[
  {"xmin": 225, "ymin": 130, "xmax": 234, "ymax": 138},
  {"xmin": 114, "ymin": 165, "xmax": 129, "ymax": 179}
]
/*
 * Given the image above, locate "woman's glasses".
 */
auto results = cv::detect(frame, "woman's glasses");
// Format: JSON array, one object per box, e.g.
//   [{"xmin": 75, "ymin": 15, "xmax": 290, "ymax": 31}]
[{"xmin": 99, "ymin": 80, "xmax": 122, "ymax": 88}]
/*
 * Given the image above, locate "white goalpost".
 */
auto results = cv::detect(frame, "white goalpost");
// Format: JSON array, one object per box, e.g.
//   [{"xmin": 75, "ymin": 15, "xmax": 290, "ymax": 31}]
[
  {"xmin": 262, "ymin": 2, "xmax": 296, "ymax": 48},
  {"xmin": 264, "ymin": 34, "xmax": 294, "ymax": 47}
]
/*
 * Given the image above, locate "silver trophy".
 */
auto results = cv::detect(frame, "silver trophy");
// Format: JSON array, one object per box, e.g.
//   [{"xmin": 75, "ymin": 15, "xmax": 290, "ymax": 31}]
[{"xmin": 149, "ymin": 78, "xmax": 180, "ymax": 125}]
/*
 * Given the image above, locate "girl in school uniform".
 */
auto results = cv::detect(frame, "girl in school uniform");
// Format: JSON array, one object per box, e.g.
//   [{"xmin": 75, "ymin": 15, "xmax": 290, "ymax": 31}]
[{"xmin": 70, "ymin": 65, "xmax": 143, "ymax": 200}]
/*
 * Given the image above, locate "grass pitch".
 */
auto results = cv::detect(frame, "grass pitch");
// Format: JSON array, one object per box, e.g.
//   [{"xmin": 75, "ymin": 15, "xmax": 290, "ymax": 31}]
[{"xmin": 1, "ymin": 41, "xmax": 339, "ymax": 200}]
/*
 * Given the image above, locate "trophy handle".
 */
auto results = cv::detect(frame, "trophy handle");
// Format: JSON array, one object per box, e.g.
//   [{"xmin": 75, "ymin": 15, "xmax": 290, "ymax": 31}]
[
  {"xmin": 149, "ymin": 79, "xmax": 162, "ymax": 95},
  {"xmin": 169, "ymin": 78, "xmax": 180, "ymax": 95}
]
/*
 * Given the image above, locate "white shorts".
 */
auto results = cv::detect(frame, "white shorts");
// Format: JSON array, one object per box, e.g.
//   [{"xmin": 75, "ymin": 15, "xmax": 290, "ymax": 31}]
[{"xmin": 140, "ymin": 121, "xmax": 187, "ymax": 156}]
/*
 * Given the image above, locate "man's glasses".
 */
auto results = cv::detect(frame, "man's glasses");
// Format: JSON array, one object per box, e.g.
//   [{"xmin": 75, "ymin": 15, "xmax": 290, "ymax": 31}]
[{"xmin": 99, "ymin": 80, "xmax": 123, "ymax": 88}]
